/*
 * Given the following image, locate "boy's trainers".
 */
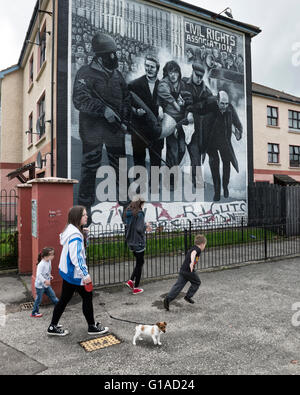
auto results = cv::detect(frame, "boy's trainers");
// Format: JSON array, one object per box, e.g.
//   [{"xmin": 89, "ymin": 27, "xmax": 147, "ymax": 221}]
[
  {"xmin": 163, "ymin": 297, "xmax": 170, "ymax": 311},
  {"xmin": 184, "ymin": 296, "xmax": 195, "ymax": 304},
  {"xmin": 133, "ymin": 288, "xmax": 144, "ymax": 295},
  {"xmin": 31, "ymin": 313, "xmax": 43, "ymax": 318},
  {"xmin": 88, "ymin": 322, "xmax": 109, "ymax": 335},
  {"xmin": 47, "ymin": 325, "xmax": 69, "ymax": 336},
  {"xmin": 126, "ymin": 280, "xmax": 134, "ymax": 290}
]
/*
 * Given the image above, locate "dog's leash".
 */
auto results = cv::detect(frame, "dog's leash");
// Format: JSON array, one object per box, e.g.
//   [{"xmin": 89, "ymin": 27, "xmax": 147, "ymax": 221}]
[{"xmin": 102, "ymin": 306, "xmax": 153, "ymax": 326}]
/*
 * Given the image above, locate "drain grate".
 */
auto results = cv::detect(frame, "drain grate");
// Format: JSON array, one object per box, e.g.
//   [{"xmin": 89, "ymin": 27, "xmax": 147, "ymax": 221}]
[
  {"xmin": 79, "ymin": 334, "xmax": 122, "ymax": 352},
  {"xmin": 20, "ymin": 302, "xmax": 35, "ymax": 311}
]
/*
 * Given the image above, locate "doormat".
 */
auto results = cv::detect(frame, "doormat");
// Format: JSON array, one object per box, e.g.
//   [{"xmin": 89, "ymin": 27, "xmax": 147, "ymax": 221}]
[{"xmin": 79, "ymin": 334, "xmax": 122, "ymax": 352}]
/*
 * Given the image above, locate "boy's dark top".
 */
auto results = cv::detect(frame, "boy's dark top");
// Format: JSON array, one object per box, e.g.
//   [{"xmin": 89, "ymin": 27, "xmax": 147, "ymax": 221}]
[{"xmin": 180, "ymin": 245, "xmax": 202, "ymax": 273}]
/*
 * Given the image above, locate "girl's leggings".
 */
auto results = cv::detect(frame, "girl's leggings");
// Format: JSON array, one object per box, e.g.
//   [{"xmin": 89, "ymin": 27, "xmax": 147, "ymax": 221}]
[
  {"xmin": 130, "ymin": 251, "xmax": 145, "ymax": 288},
  {"xmin": 51, "ymin": 280, "xmax": 95, "ymax": 326}
]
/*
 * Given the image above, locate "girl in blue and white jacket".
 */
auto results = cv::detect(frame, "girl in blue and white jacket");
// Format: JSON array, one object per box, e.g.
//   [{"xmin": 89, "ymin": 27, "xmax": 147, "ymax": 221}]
[
  {"xmin": 47, "ymin": 206, "xmax": 109, "ymax": 337},
  {"xmin": 58, "ymin": 222, "xmax": 89, "ymax": 286}
]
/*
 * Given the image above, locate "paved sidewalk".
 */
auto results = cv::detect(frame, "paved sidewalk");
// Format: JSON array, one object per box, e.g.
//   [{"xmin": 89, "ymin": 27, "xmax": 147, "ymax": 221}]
[{"xmin": 0, "ymin": 257, "xmax": 300, "ymax": 375}]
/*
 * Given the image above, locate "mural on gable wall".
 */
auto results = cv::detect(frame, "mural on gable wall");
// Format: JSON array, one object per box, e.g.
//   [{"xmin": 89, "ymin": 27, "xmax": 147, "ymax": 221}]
[{"xmin": 69, "ymin": 0, "xmax": 248, "ymax": 227}]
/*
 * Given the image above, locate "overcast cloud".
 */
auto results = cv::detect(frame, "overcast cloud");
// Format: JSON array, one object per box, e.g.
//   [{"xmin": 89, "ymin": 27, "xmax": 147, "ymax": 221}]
[{"xmin": 0, "ymin": 0, "xmax": 299, "ymax": 96}]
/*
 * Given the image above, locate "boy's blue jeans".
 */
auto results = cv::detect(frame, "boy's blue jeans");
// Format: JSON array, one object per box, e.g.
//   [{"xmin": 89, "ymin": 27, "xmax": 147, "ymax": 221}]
[
  {"xmin": 32, "ymin": 287, "xmax": 59, "ymax": 314},
  {"xmin": 167, "ymin": 271, "xmax": 201, "ymax": 302}
]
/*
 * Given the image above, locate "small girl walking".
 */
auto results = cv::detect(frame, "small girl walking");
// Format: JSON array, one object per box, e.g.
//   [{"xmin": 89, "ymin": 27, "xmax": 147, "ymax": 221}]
[{"xmin": 31, "ymin": 247, "xmax": 59, "ymax": 318}]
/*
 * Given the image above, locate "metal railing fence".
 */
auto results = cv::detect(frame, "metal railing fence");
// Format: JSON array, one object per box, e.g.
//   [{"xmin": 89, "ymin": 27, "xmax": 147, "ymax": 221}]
[{"xmin": 87, "ymin": 217, "xmax": 300, "ymax": 287}]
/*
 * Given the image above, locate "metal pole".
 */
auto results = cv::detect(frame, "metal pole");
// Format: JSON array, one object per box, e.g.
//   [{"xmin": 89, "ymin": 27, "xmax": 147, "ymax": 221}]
[
  {"xmin": 264, "ymin": 224, "xmax": 268, "ymax": 260},
  {"xmin": 50, "ymin": 0, "xmax": 56, "ymax": 177}
]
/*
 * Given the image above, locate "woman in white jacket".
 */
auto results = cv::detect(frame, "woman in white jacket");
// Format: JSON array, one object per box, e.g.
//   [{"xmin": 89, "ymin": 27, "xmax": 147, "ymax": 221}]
[{"xmin": 47, "ymin": 206, "xmax": 109, "ymax": 337}]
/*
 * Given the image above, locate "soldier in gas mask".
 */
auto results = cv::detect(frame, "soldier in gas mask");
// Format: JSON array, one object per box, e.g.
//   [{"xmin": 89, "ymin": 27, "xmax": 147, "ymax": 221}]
[{"xmin": 73, "ymin": 32, "xmax": 131, "ymax": 225}]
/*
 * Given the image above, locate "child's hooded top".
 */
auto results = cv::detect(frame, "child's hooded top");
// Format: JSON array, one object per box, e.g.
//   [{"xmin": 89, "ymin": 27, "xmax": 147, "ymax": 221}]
[{"xmin": 59, "ymin": 224, "xmax": 89, "ymax": 286}]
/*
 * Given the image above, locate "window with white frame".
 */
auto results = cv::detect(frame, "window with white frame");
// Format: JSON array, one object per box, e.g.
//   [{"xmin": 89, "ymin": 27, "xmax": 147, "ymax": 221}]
[
  {"xmin": 290, "ymin": 145, "xmax": 300, "ymax": 167},
  {"xmin": 39, "ymin": 24, "xmax": 47, "ymax": 69},
  {"xmin": 267, "ymin": 106, "xmax": 278, "ymax": 127},
  {"xmin": 28, "ymin": 113, "xmax": 33, "ymax": 145},
  {"xmin": 37, "ymin": 94, "xmax": 46, "ymax": 139},
  {"xmin": 268, "ymin": 143, "xmax": 280, "ymax": 164},
  {"xmin": 29, "ymin": 55, "xmax": 34, "ymax": 85},
  {"xmin": 289, "ymin": 110, "xmax": 300, "ymax": 130}
]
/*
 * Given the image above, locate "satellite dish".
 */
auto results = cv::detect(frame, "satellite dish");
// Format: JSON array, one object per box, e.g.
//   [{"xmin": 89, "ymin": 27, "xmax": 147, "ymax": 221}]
[{"xmin": 36, "ymin": 152, "xmax": 43, "ymax": 169}]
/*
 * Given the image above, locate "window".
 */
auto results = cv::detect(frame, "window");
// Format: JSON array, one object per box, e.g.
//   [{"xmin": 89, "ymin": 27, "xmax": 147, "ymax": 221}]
[
  {"xmin": 268, "ymin": 143, "xmax": 279, "ymax": 164},
  {"xmin": 29, "ymin": 55, "xmax": 34, "ymax": 85},
  {"xmin": 290, "ymin": 146, "xmax": 300, "ymax": 167},
  {"xmin": 267, "ymin": 106, "xmax": 278, "ymax": 126},
  {"xmin": 39, "ymin": 24, "xmax": 47, "ymax": 69},
  {"xmin": 28, "ymin": 113, "xmax": 33, "ymax": 145},
  {"xmin": 37, "ymin": 94, "xmax": 46, "ymax": 139},
  {"xmin": 289, "ymin": 110, "xmax": 300, "ymax": 130}
]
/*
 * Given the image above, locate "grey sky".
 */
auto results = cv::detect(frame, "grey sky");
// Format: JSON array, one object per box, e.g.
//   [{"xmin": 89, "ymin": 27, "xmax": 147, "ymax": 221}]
[{"xmin": 0, "ymin": 0, "xmax": 299, "ymax": 96}]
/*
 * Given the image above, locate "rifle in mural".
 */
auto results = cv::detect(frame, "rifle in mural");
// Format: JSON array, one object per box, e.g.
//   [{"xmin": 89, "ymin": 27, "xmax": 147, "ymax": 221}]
[{"xmin": 91, "ymin": 87, "xmax": 171, "ymax": 168}]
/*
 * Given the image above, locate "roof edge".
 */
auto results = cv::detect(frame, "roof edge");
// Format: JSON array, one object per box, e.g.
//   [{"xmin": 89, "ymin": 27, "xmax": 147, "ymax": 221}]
[
  {"xmin": 252, "ymin": 82, "xmax": 300, "ymax": 105},
  {"xmin": 18, "ymin": 0, "xmax": 40, "ymax": 67},
  {"xmin": 17, "ymin": 0, "xmax": 261, "ymax": 68},
  {"xmin": 149, "ymin": 0, "xmax": 262, "ymax": 37},
  {"xmin": 0, "ymin": 65, "xmax": 20, "ymax": 79}
]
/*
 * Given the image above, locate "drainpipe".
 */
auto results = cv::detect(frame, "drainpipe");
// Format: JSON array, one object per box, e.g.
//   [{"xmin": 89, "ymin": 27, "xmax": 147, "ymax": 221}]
[{"xmin": 50, "ymin": 0, "xmax": 55, "ymax": 177}]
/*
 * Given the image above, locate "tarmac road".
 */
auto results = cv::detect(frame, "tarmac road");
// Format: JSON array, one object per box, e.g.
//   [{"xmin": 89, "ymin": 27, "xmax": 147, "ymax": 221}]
[{"xmin": 0, "ymin": 257, "xmax": 300, "ymax": 376}]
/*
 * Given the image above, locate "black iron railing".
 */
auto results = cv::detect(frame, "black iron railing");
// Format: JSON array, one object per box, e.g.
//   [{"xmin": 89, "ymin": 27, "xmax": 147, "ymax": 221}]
[
  {"xmin": 0, "ymin": 190, "xmax": 18, "ymax": 270},
  {"xmin": 87, "ymin": 217, "xmax": 300, "ymax": 287}
]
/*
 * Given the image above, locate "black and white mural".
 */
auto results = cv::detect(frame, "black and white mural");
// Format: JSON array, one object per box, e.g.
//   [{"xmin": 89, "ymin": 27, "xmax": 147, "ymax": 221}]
[{"xmin": 69, "ymin": 0, "xmax": 248, "ymax": 226}]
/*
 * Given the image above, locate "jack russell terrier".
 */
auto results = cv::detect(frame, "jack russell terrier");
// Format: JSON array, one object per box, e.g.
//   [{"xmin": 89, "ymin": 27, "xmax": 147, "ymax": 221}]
[{"xmin": 133, "ymin": 322, "xmax": 167, "ymax": 346}]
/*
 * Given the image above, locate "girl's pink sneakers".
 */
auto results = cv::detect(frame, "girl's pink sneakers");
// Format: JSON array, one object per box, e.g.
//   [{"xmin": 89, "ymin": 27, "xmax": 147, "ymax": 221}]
[
  {"xmin": 126, "ymin": 280, "xmax": 134, "ymax": 290},
  {"xmin": 133, "ymin": 288, "xmax": 144, "ymax": 295},
  {"xmin": 126, "ymin": 281, "xmax": 144, "ymax": 294},
  {"xmin": 30, "ymin": 313, "xmax": 43, "ymax": 318}
]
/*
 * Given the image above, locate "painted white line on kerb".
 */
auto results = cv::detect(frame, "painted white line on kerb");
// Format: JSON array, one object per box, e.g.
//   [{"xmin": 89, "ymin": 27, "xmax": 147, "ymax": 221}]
[
  {"xmin": 292, "ymin": 302, "xmax": 300, "ymax": 328},
  {"xmin": 0, "ymin": 302, "xmax": 6, "ymax": 328}
]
